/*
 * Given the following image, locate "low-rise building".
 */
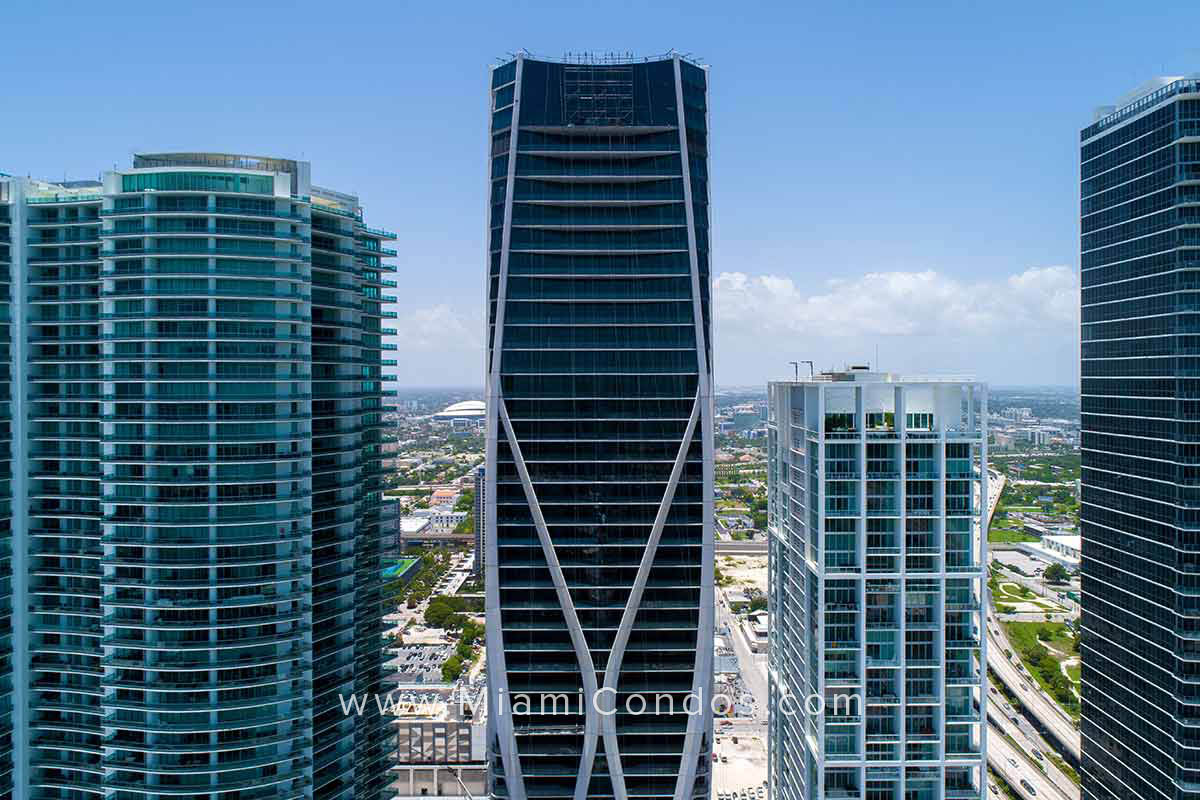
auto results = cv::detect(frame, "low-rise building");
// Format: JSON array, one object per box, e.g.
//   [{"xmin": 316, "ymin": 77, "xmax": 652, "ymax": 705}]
[
  {"xmin": 1017, "ymin": 534, "xmax": 1081, "ymax": 569},
  {"xmin": 388, "ymin": 718, "xmax": 485, "ymax": 800},
  {"xmin": 430, "ymin": 507, "xmax": 468, "ymax": 534},
  {"xmin": 747, "ymin": 611, "xmax": 769, "ymax": 653},
  {"xmin": 473, "ymin": 466, "xmax": 486, "ymax": 576},
  {"xmin": 725, "ymin": 589, "xmax": 751, "ymax": 611},
  {"xmin": 399, "ymin": 516, "xmax": 433, "ymax": 547},
  {"xmin": 714, "ymin": 636, "xmax": 738, "ymax": 675}
]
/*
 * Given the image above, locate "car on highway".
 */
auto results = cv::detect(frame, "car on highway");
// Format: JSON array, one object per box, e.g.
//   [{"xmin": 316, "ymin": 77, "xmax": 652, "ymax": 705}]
[
  {"xmin": 1021, "ymin": 778, "xmax": 1037, "ymax": 795},
  {"xmin": 1033, "ymin": 749, "xmax": 1044, "ymax": 760}
]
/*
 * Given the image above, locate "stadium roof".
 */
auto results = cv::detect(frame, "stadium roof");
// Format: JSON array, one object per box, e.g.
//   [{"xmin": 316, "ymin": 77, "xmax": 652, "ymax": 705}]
[{"xmin": 434, "ymin": 400, "xmax": 485, "ymax": 420}]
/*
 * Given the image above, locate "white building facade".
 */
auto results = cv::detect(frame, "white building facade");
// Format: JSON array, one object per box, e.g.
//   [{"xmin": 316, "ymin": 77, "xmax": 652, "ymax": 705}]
[{"xmin": 767, "ymin": 370, "xmax": 988, "ymax": 800}]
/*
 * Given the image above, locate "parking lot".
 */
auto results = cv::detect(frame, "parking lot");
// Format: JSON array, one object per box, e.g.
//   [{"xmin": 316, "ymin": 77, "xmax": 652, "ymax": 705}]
[{"xmin": 712, "ymin": 733, "xmax": 767, "ymax": 797}]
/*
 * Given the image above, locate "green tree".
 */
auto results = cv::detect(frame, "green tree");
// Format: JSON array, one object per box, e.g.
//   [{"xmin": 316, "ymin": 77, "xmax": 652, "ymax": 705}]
[
  {"xmin": 1044, "ymin": 562, "xmax": 1069, "ymax": 584},
  {"xmin": 442, "ymin": 655, "xmax": 464, "ymax": 682}
]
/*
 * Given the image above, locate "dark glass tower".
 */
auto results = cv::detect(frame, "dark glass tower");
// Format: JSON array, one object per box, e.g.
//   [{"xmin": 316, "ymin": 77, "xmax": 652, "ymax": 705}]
[
  {"xmin": 484, "ymin": 53, "xmax": 714, "ymax": 800},
  {"xmin": 1080, "ymin": 77, "xmax": 1200, "ymax": 800}
]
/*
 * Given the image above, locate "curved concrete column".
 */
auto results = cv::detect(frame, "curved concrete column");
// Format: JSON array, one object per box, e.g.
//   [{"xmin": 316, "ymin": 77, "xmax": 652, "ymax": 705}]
[
  {"xmin": 600, "ymin": 392, "xmax": 702, "ymax": 800},
  {"xmin": 672, "ymin": 53, "xmax": 716, "ymax": 800},
  {"xmin": 499, "ymin": 399, "xmax": 602, "ymax": 800}
]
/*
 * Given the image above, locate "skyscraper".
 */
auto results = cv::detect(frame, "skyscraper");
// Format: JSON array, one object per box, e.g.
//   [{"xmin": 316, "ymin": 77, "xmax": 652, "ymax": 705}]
[
  {"xmin": 766, "ymin": 370, "xmax": 988, "ymax": 800},
  {"xmin": 0, "ymin": 153, "xmax": 396, "ymax": 800},
  {"xmin": 484, "ymin": 53, "xmax": 714, "ymax": 800},
  {"xmin": 1080, "ymin": 77, "xmax": 1200, "ymax": 800},
  {"xmin": 0, "ymin": 179, "xmax": 15, "ymax": 800}
]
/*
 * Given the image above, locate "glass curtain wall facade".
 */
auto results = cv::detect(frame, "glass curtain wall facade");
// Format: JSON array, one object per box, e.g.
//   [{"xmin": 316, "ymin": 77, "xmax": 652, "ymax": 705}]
[
  {"xmin": 0, "ymin": 179, "xmax": 14, "ymax": 800},
  {"xmin": 484, "ymin": 54, "xmax": 714, "ymax": 800},
  {"xmin": 766, "ymin": 373, "xmax": 987, "ymax": 800},
  {"xmin": 1080, "ymin": 77, "xmax": 1200, "ymax": 800},
  {"xmin": 0, "ymin": 154, "xmax": 396, "ymax": 800}
]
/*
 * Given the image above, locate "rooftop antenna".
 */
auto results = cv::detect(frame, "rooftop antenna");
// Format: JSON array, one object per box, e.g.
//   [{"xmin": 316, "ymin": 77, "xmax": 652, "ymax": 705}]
[{"xmin": 790, "ymin": 361, "xmax": 814, "ymax": 380}]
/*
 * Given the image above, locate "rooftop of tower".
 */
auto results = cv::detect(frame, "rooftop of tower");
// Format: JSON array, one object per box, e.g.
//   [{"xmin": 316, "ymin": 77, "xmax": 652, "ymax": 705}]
[
  {"xmin": 773, "ymin": 366, "xmax": 977, "ymax": 384},
  {"xmin": 133, "ymin": 151, "xmax": 306, "ymax": 172},
  {"xmin": 1083, "ymin": 73, "xmax": 1200, "ymax": 140},
  {"xmin": 495, "ymin": 49, "xmax": 706, "ymax": 67}
]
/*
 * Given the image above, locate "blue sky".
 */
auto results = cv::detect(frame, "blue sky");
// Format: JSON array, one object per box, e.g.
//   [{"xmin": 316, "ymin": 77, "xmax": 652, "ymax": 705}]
[{"xmin": 6, "ymin": 0, "xmax": 1197, "ymax": 386}]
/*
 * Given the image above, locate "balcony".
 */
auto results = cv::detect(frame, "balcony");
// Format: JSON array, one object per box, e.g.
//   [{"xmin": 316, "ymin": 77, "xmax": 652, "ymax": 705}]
[
  {"xmin": 825, "ymin": 672, "xmax": 861, "ymax": 687},
  {"xmin": 945, "ymin": 705, "xmax": 980, "ymax": 723}
]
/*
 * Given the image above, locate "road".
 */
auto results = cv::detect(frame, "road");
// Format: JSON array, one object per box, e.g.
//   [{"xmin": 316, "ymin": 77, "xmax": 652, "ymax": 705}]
[
  {"xmin": 987, "ymin": 470, "xmax": 1006, "ymax": 521},
  {"xmin": 984, "ymin": 466, "xmax": 1082, "ymax": 767},
  {"xmin": 717, "ymin": 594, "xmax": 768, "ymax": 726},
  {"xmin": 991, "ymin": 452, "xmax": 1070, "ymax": 459},
  {"xmin": 1008, "ymin": 479, "xmax": 1075, "ymax": 487},
  {"xmin": 989, "ymin": 721, "xmax": 1074, "ymax": 800},
  {"xmin": 988, "ymin": 696, "xmax": 1079, "ymax": 799},
  {"xmin": 986, "ymin": 612, "xmax": 1081, "ymax": 762},
  {"xmin": 715, "ymin": 540, "xmax": 768, "ymax": 556}
]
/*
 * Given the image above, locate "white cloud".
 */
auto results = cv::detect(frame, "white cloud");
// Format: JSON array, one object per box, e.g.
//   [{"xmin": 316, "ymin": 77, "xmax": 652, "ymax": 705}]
[
  {"xmin": 386, "ymin": 304, "xmax": 484, "ymax": 386},
  {"xmin": 384, "ymin": 268, "xmax": 1080, "ymax": 388},
  {"xmin": 713, "ymin": 266, "xmax": 1079, "ymax": 385},
  {"xmin": 391, "ymin": 304, "xmax": 482, "ymax": 351}
]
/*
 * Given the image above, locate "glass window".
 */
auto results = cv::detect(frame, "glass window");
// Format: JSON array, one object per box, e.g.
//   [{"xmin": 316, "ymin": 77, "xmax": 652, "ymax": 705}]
[{"xmin": 121, "ymin": 172, "xmax": 274, "ymax": 195}]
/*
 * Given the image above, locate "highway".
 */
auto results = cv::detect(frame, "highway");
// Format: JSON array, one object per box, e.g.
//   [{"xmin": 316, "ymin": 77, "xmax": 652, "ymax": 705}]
[
  {"xmin": 984, "ymin": 466, "xmax": 1081, "ymax": 758},
  {"xmin": 988, "ymin": 695, "xmax": 1079, "ymax": 799},
  {"xmin": 989, "ymin": 721, "xmax": 1073, "ymax": 800},
  {"xmin": 715, "ymin": 540, "xmax": 768, "ymax": 556},
  {"xmin": 991, "ymin": 452, "xmax": 1067, "ymax": 459},
  {"xmin": 986, "ymin": 612, "xmax": 1081, "ymax": 762}
]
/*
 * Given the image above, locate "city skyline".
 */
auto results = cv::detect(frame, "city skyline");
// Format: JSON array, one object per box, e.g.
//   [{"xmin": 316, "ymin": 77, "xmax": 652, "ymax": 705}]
[
  {"xmin": 1, "ymin": 5, "xmax": 1192, "ymax": 800},
  {"xmin": 8, "ymin": 1, "xmax": 1200, "ymax": 386}
]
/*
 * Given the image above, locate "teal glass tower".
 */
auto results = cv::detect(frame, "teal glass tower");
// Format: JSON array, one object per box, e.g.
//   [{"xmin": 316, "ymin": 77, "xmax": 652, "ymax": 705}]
[
  {"xmin": 0, "ymin": 153, "xmax": 396, "ymax": 800},
  {"xmin": 0, "ymin": 179, "xmax": 14, "ymax": 800},
  {"xmin": 484, "ymin": 53, "xmax": 715, "ymax": 800}
]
